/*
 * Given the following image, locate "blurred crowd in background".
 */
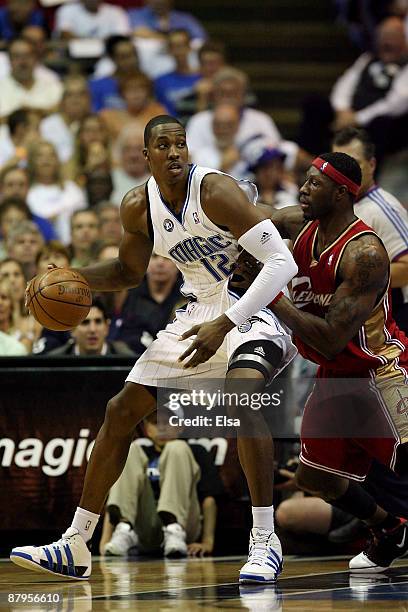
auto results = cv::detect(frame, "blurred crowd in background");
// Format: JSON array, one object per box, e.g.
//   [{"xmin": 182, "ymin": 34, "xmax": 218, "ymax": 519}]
[{"xmin": 0, "ymin": 0, "xmax": 407, "ymax": 358}]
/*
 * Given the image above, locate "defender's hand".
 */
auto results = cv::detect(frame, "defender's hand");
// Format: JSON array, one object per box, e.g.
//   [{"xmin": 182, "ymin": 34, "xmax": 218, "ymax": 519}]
[
  {"xmin": 229, "ymin": 250, "xmax": 263, "ymax": 291},
  {"xmin": 178, "ymin": 315, "xmax": 234, "ymax": 368}
]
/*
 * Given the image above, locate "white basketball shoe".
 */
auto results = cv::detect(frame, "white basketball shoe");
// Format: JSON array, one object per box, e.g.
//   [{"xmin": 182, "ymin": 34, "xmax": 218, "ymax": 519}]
[
  {"xmin": 10, "ymin": 527, "xmax": 91, "ymax": 580},
  {"xmin": 163, "ymin": 523, "xmax": 187, "ymax": 558},
  {"xmin": 239, "ymin": 528, "xmax": 283, "ymax": 583},
  {"xmin": 103, "ymin": 522, "xmax": 138, "ymax": 556}
]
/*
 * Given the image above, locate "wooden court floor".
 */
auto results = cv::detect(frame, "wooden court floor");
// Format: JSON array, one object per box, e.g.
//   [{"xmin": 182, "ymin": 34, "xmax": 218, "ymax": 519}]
[{"xmin": 1, "ymin": 555, "xmax": 408, "ymax": 610}]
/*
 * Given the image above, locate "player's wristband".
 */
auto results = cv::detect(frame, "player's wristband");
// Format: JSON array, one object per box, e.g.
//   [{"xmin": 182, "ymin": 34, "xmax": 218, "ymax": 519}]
[{"xmin": 269, "ymin": 291, "xmax": 284, "ymax": 307}]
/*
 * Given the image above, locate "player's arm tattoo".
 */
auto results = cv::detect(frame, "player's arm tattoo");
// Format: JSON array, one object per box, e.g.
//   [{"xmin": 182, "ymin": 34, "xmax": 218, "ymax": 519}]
[
  {"xmin": 271, "ymin": 235, "xmax": 389, "ymax": 360},
  {"xmin": 326, "ymin": 239, "xmax": 388, "ymax": 332}
]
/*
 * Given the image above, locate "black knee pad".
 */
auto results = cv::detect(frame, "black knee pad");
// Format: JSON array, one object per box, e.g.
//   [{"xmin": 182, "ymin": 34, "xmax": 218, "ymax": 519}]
[{"xmin": 228, "ymin": 340, "xmax": 283, "ymax": 384}]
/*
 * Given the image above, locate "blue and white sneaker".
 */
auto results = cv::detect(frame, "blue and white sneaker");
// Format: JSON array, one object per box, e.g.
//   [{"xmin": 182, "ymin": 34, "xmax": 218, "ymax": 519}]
[
  {"xmin": 10, "ymin": 527, "xmax": 91, "ymax": 580},
  {"xmin": 239, "ymin": 528, "xmax": 283, "ymax": 583}
]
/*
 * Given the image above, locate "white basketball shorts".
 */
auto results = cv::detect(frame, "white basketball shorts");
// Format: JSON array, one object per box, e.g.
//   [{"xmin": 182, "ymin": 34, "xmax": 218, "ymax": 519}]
[{"xmin": 126, "ymin": 287, "xmax": 297, "ymax": 389}]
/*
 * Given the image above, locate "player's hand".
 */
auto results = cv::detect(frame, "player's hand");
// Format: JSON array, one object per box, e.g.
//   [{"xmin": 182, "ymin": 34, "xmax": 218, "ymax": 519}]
[
  {"xmin": 25, "ymin": 278, "xmax": 35, "ymax": 309},
  {"xmin": 178, "ymin": 315, "xmax": 234, "ymax": 368},
  {"xmin": 229, "ymin": 250, "xmax": 262, "ymax": 291},
  {"xmin": 187, "ymin": 541, "xmax": 213, "ymax": 557}
]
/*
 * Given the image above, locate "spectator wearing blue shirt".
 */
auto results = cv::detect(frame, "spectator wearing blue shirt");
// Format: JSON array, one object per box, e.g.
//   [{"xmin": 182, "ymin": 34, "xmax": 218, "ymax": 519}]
[
  {"xmin": 89, "ymin": 35, "xmax": 140, "ymax": 112},
  {"xmin": 154, "ymin": 29, "xmax": 200, "ymax": 119},
  {"xmin": 128, "ymin": 0, "xmax": 206, "ymax": 45},
  {"xmin": 0, "ymin": 0, "xmax": 46, "ymax": 43}
]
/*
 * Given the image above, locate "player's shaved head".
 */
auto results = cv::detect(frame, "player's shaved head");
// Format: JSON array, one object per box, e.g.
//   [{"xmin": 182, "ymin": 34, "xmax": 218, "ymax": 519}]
[{"xmin": 144, "ymin": 115, "xmax": 184, "ymax": 147}]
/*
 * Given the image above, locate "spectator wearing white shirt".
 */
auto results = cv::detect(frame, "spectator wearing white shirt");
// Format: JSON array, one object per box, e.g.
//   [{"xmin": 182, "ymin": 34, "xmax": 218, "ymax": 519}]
[
  {"xmin": 26, "ymin": 141, "xmax": 86, "ymax": 244},
  {"xmin": 186, "ymin": 67, "xmax": 305, "ymax": 173},
  {"xmin": 190, "ymin": 104, "xmax": 246, "ymax": 179},
  {"xmin": 56, "ymin": 0, "xmax": 130, "ymax": 40},
  {"xmin": 111, "ymin": 124, "xmax": 150, "ymax": 205},
  {"xmin": 300, "ymin": 17, "xmax": 408, "ymax": 163},
  {"xmin": 0, "ymin": 38, "xmax": 62, "ymax": 120},
  {"xmin": 40, "ymin": 76, "xmax": 91, "ymax": 164},
  {"xmin": 0, "ymin": 25, "xmax": 61, "ymax": 86},
  {"xmin": 333, "ymin": 126, "xmax": 408, "ymax": 332}
]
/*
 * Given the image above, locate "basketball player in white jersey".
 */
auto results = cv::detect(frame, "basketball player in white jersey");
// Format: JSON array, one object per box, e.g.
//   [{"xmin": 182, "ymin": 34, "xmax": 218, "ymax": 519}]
[{"xmin": 10, "ymin": 116, "xmax": 297, "ymax": 583}]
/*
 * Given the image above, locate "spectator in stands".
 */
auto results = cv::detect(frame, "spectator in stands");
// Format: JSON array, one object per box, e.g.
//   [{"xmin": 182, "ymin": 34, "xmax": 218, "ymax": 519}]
[
  {"xmin": 55, "ymin": 0, "xmax": 130, "ymax": 40},
  {"xmin": 100, "ymin": 73, "xmax": 166, "ymax": 141},
  {"xmin": 100, "ymin": 411, "xmax": 222, "ymax": 557},
  {"xmin": 0, "ymin": 257, "xmax": 41, "ymax": 352},
  {"xmin": 300, "ymin": 17, "xmax": 408, "ymax": 163},
  {"xmin": 111, "ymin": 123, "xmax": 150, "ymax": 204},
  {"xmin": 189, "ymin": 104, "xmax": 244, "ymax": 177},
  {"xmin": 0, "ymin": 165, "xmax": 29, "ymax": 201},
  {"xmin": 94, "ymin": 242, "xmax": 128, "ymax": 337},
  {"xmin": 36, "ymin": 240, "xmax": 70, "ymax": 276},
  {"xmin": 0, "ymin": 108, "xmax": 39, "ymax": 169},
  {"xmin": 47, "ymin": 299, "xmax": 135, "ymax": 356},
  {"xmin": 89, "ymin": 35, "xmax": 140, "ymax": 112},
  {"xmin": 0, "ymin": 24, "xmax": 59, "ymax": 85},
  {"xmin": 187, "ymin": 67, "xmax": 306, "ymax": 173},
  {"xmin": 40, "ymin": 76, "xmax": 92, "ymax": 164},
  {"xmin": 21, "ymin": 25, "xmax": 60, "ymax": 87},
  {"xmin": 115, "ymin": 253, "xmax": 181, "ymax": 356},
  {"xmin": 6, "ymin": 220, "xmax": 43, "ymax": 281},
  {"xmin": 176, "ymin": 40, "xmax": 227, "ymax": 121},
  {"xmin": 27, "ymin": 140, "xmax": 86, "ymax": 244},
  {"xmin": 0, "ymin": 38, "xmax": 62, "ymax": 119},
  {"xmin": 0, "ymin": 197, "xmax": 55, "ymax": 259},
  {"xmin": 154, "ymin": 29, "xmax": 200, "ymax": 118},
  {"xmin": 0, "ymin": 0, "xmax": 46, "ymax": 44},
  {"xmin": 68, "ymin": 209, "xmax": 100, "ymax": 267},
  {"xmin": 84, "ymin": 168, "xmax": 114, "ymax": 207},
  {"xmin": 128, "ymin": 0, "xmax": 206, "ymax": 44},
  {"xmin": 244, "ymin": 142, "xmax": 299, "ymax": 208},
  {"xmin": 332, "ymin": 126, "xmax": 408, "ymax": 331},
  {"xmin": 0, "ymin": 278, "xmax": 27, "ymax": 356},
  {"xmin": 65, "ymin": 114, "xmax": 111, "ymax": 183},
  {"xmin": 95, "ymin": 202, "xmax": 122, "ymax": 244}
]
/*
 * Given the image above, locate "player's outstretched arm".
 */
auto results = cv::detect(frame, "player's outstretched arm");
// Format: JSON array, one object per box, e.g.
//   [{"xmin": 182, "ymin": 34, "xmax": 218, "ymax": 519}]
[
  {"xmin": 270, "ymin": 235, "xmax": 389, "ymax": 360},
  {"xmin": 73, "ymin": 187, "xmax": 153, "ymax": 292},
  {"xmin": 257, "ymin": 202, "xmax": 305, "ymax": 242},
  {"xmin": 179, "ymin": 174, "xmax": 298, "ymax": 368}
]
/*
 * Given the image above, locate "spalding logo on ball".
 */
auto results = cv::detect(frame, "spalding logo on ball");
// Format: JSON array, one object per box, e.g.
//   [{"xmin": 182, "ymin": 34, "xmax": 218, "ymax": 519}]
[{"xmin": 26, "ymin": 268, "xmax": 92, "ymax": 331}]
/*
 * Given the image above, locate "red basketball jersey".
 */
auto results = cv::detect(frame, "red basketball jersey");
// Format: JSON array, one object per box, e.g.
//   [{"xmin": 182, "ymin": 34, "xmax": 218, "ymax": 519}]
[{"xmin": 292, "ymin": 218, "xmax": 407, "ymax": 372}]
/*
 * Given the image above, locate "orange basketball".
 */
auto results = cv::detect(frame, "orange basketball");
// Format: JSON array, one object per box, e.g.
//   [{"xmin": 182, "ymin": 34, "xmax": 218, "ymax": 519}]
[{"xmin": 26, "ymin": 268, "xmax": 92, "ymax": 331}]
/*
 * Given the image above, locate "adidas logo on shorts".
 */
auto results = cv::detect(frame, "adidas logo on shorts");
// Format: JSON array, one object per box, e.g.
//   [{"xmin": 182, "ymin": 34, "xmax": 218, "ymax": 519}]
[{"xmin": 260, "ymin": 232, "xmax": 272, "ymax": 244}]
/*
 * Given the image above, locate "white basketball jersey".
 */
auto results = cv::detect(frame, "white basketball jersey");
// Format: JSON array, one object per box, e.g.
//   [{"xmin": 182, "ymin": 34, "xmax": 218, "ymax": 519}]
[{"xmin": 147, "ymin": 165, "xmax": 257, "ymax": 300}]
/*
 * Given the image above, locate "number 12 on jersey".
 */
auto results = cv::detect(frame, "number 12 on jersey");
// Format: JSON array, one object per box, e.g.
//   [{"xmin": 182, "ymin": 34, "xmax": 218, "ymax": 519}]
[{"xmin": 200, "ymin": 253, "xmax": 234, "ymax": 281}]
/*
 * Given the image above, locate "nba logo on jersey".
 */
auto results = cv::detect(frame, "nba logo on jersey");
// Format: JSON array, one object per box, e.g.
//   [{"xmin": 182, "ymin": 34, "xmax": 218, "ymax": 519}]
[
  {"xmin": 163, "ymin": 219, "xmax": 174, "ymax": 232},
  {"xmin": 328, "ymin": 254, "xmax": 334, "ymax": 266},
  {"xmin": 321, "ymin": 162, "xmax": 328, "ymax": 171},
  {"xmin": 193, "ymin": 212, "xmax": 200, "ymax": 224}
]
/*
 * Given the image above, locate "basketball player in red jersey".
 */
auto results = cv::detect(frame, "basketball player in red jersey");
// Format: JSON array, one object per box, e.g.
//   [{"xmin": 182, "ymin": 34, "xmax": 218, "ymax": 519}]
[{"xmin": 237, "ymin": 151, "xmax": 408, "ymax": 572}]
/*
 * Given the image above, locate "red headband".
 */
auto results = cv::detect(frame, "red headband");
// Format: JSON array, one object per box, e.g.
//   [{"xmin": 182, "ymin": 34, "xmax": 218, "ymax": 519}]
[{"xmin": 312, "ymin": 157, "xmax": 360, "ymax": 196}]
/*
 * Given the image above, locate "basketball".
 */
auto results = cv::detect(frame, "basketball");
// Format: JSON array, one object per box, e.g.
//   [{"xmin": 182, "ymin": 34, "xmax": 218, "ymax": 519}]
[{"xmin": 26, "ymin": 268, "xmax": 92, "ymax": 331}]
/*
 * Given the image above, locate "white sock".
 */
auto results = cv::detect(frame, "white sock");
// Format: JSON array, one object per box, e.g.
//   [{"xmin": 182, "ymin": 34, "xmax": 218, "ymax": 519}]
[
  {"xmin": 252, "ymin": 505, "xmax": 274, "ymax": 531},
  {"xmin": 71, "ymin": 507, "xmax": 100, "ymax": 542}
]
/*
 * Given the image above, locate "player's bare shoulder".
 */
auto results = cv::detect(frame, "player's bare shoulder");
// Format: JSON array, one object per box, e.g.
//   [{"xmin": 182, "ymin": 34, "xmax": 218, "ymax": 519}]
[
  {"xmin": 339, "ymin": 232, "xmax": 389, "ymax": 293},
  {"xmin": 200, "ymin": 171, "xmax": 235, "ymax": 204},
  {"xmin": 120, "ymin": 183, "xmax": 150, "ymax": 235}
]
